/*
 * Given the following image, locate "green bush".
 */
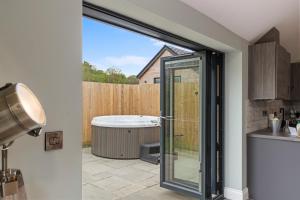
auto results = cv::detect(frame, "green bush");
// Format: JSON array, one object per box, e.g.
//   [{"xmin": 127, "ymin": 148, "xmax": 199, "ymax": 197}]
[{"xmin": 82, "ymin": 61, "xmax": 139, "ymax": 84}]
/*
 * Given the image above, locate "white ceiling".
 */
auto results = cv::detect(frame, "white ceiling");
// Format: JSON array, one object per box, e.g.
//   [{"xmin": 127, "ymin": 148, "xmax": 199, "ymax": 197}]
[{"xmin": 180, "ymin": 0, "xmax": 300, "ymax": 60}]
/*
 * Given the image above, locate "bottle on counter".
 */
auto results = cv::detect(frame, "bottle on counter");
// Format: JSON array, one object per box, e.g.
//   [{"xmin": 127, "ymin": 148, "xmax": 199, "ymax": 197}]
[
  {"xmin": 289, "ymin": 107, "xmax": 297, "ymax": 127},
  {"xmin": 271, "ymin": 112, "xmax": 282, "ymax": 134},
  {"xmin": 296, "ymin": 123, "xmax": 300, "ymax": 136},
  {"xmin": 290, "ymin": 107, "xmax": 296, "ymax": 119},
  {"xmin": 284, "ymin": 120, "xmax": 290, "ymax": 133},
  {"xmin": 268, "ymin": 113, "xmax": 275, "ymax": 129}
]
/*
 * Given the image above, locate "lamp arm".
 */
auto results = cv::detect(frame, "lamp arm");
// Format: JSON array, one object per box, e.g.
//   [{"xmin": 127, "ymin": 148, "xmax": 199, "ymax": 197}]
[
  {"xmin": 1, "ymin": 141, "xmax": 14, "ymax": 173},
  {"xmin": 27, "ymin": 128, "xmax": 42, "ymax": 137},
  {"xmin": 0, "ymin": 83, "xmax": 13, "ymax": 91}
]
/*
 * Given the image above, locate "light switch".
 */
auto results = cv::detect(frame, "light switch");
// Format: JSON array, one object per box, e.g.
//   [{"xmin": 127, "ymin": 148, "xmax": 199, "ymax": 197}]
[{"xmin": 45, "ymin": 131, "xmax": 63, "ymax": 151}]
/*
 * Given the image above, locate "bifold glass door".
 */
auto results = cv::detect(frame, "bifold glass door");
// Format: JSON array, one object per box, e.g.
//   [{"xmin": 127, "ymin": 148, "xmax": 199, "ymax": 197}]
[
  {"xmin": 160, "ymin": 54, "xmax": 206, "ymax": 198},
  {"xmin": 160, "ymin": 51, "xmax": 224, "ymax": 200}
]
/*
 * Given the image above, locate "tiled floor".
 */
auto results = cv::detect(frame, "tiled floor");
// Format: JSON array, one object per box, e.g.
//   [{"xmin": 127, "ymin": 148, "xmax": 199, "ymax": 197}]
[{"xmin": 82, "ymin": 148, "xmax": 198, "ymax": 200}]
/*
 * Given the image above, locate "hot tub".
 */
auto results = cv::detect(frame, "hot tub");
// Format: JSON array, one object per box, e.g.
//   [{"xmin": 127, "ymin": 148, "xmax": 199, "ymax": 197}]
[{"xmin": 91, "ymin": 115, "xmax": 160, "ymax": 159}]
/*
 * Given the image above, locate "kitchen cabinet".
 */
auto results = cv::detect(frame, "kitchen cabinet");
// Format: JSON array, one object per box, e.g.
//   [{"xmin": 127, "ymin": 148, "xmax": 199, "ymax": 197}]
[
  {"xmin": 248, "ymin": 130, "xmax": 300, "ymax": 200},
  {"xmin": 290, "ymin": 63, "xmax": 300, "ymax": 100},
  {"xmin": 248, "ymin": 41, "xmax": 291, "ymax": 100},
  {"xmin": 255, "ymin": 27, "xmax": 280, "ymax": 44}
]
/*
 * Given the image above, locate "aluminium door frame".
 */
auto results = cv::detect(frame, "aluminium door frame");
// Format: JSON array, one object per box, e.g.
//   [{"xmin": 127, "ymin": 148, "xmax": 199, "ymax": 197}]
[
  {"xmin": 82, "ymin": 2, "xmax": 225, "ymax": 199},
  {"xmin": 160, "ymin": 53, "xmax": 208, "ymax": 199}
]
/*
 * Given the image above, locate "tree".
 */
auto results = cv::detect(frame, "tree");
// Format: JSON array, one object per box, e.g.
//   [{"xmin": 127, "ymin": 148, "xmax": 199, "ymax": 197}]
[
  {"xmin": 126, "ymin": 75, "xmax": 139, "ymax": 84},
  {"xmin": 105, "ymin": 67, "xmax": 127, "ymax": 84},
  {"xmin": 82, "ymin": 61, "xmax": 107, "ymax": 82},
  {"xmin": 82, "ymin": 61, "xmax": 139, "ymax": 84}
]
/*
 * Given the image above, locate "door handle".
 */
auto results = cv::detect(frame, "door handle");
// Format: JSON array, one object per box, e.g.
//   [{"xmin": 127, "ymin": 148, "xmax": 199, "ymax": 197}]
[
  {"xmin": 174, "ymin": 134, "xmax": 184, "ymax": 137},
  {"xmin": 160, "ymin": 116, "xmax": 173, "ymax": 120}
]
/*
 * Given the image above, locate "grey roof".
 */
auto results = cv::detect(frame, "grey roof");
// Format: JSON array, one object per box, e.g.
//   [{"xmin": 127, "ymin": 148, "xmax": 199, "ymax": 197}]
[
  {"xmin": 167, "ymin": 45, "xmax": 191, "ymax": 55},
  {"xmin": 136, "ymin": 45, "xmax": 191, "ymax": 78}
]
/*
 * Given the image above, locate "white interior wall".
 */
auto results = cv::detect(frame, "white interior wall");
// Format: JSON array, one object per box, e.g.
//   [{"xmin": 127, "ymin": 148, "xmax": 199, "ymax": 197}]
[
  {"xmin": 276, "ymin": 3, "xmax": 299, "ymax": 62},
  {"xmin": 0, "ymin": 0, "xmax": 82, "ymax": 200},
  {"xmin": 87, "ymin": 0, "xmax": 249, "ymax": 199},
  {"xmin": 224, "ymin": 52, "xmax": 243, "ymax": 190}
]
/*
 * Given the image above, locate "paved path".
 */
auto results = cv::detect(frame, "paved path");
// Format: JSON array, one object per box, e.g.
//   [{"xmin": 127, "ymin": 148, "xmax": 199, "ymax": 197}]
[{"xmin": 82, "ymin": 148, "xmax": 198, "ymax": 200}]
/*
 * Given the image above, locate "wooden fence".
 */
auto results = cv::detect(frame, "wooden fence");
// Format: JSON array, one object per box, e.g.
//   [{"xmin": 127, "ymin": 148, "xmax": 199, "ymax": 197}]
[
  {"xmin": 82, "ymin": 81, "xmax": 200, "ymax": 152},
  {"xmin": 82, "ymin": 82, "xmax": 160, "ymax": 145}
]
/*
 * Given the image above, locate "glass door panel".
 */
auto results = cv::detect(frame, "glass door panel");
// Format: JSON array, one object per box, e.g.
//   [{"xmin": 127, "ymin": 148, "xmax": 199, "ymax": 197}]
[{"xmin": 161, "ymin": 55, "xmax": 206, "ymax": 198}]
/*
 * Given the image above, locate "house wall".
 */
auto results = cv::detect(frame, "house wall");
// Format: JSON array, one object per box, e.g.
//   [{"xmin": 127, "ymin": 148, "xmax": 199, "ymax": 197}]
[
  {"xmin": 88, "ymin": 0, "xmax": 249, "ymax": 199},
  {"xmin": 139, "ymin": 50, "xmax": 173, "ymax": 84},
  {"xmin": 0, "ymin": 0, "xmax": 82, "ymax": 200}
]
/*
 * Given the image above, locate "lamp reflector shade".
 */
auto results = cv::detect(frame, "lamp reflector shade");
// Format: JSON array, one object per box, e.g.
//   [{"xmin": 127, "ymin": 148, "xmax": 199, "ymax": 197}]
[
  {"xmin": 0, "ymin": 83, "xmax": 46, "ymax": 145},
  {"xmin": 16, "ymin": 84, "xmax": 46, "ymax": 126}
]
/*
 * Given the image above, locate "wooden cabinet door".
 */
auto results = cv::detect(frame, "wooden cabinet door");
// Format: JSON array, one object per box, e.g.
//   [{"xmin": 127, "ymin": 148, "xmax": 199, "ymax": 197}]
[
  {"xmin": 249, "ymin": 45, "xmax": 263, "ymax": 99},
  {"xmin": 276, "ymin": 44, "xmax": 291, "ymax": 100},
  {"xmin": 249, "ymin": 42, "xmax": 291, "ymax": 100},
  {"xmin": 291, "ymin": 63, "xmax": 300, "ymax": 100},
  {"xmin": 261, "ymin": 42, "xmax": 276, "ymax": 99},
  {"xmin": 249, "ymin": 42, "xmax": 276, "ymax": 99}
]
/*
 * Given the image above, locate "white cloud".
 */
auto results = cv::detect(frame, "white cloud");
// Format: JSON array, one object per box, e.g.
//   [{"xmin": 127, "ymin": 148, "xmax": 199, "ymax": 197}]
[{"xmin": 104, "ymin": 55, "xmax": 150, "ymax": 67}]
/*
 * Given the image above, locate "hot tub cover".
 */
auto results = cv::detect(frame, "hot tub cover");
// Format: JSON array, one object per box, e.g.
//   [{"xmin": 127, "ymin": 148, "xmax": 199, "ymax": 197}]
[{"xmin": 91, "ymin": 115, "xmax": 160, "ymax": 128}]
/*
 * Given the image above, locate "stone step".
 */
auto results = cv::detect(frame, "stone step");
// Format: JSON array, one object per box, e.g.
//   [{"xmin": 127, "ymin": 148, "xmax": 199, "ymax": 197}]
[{"xmin": 140, "ymin": 143, "xmax": 160, "ymax": 164}]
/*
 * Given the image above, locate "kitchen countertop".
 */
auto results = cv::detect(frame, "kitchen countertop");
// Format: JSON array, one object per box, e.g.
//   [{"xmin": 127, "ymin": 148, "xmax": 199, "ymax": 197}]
[{"xmin": 248, "ymin": 128, "xmax": 300, "ymax": 142}]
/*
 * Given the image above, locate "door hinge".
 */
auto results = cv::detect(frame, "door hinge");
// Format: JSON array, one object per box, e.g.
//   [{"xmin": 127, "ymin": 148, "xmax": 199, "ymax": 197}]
[
  {"xmin": 199, "ymin": 163, "xmax": 202, "ymax": 173},
  {"xmin": 216, "ymin": 96, "xmax": 221, "ymax": 105},
  {"xmin": 216, "ymin": 181, "xmax": 223, "ymax": 192},
  {"xmin": 216, "ymin": 143, "xmax": 222, "ymax": 152}
]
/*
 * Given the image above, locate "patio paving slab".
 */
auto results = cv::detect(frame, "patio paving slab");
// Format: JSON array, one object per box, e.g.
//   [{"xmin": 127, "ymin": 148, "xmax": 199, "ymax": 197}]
[
  {"xmin": 82, "ymin": 148, "xmax": 198, "ymax": 200},
  {"xmin": 83, "ymin": 184, "xmax": 115, "ymax": 200}
]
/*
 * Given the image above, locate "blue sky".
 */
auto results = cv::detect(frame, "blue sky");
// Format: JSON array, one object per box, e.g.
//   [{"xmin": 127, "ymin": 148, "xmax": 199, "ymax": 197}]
[{"xmin": 82, "ymin": 17, "xmax": 189, "ymax": 76}]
